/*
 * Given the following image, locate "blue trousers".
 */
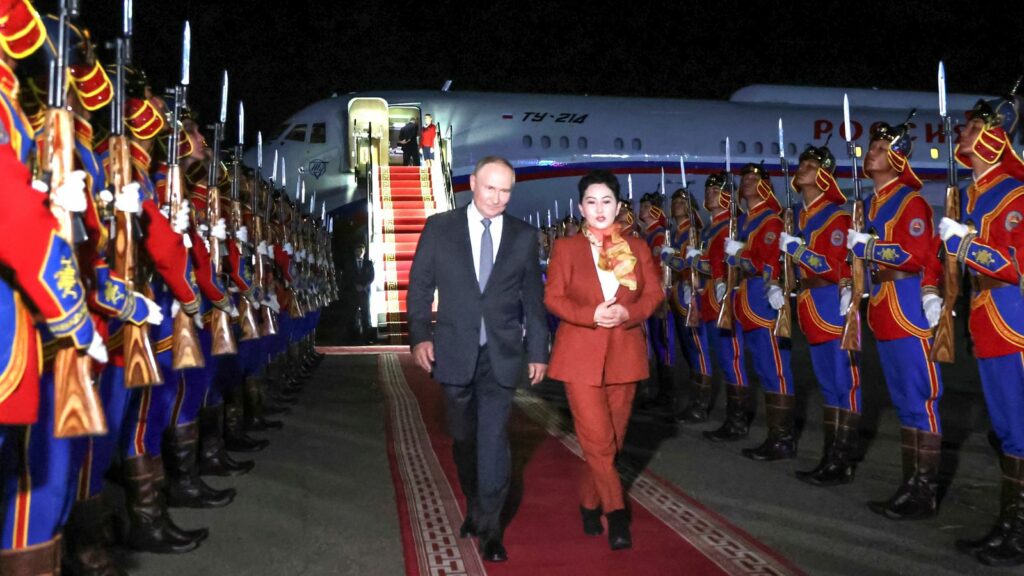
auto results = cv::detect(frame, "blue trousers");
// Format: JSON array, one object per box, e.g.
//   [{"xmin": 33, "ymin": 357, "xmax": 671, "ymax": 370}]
[
  {"xmin": 80, "ymin": 365, "xmax": 132, "ymax": 499},
  {"xmin": 877, "ymin": 336, "xmax": 943, "ymax": 433},
  {"xmin": 123, "ymin": 350, "xmax": 177, "ymax": 458},
  {"xmin": 673, "ymin": 312, "xmax": 711, "ymax": 377},
  {"xmin": 176, "ymin": 330, "xmax": 214, "ymax": 427},
  {"xmin": 744, "ymin": 327, "xmax": 795, "ymax": 396},
  {"xmin": 979, "ymin": 352, "xmax": 1024, "ymax": 458},
  {"xmin": 704, "ymin": 320, "xmax": 746, "ymax": 387},
  {"xmin": 808, "ymin": 339, "xmax": 861, "ymax": 412}
]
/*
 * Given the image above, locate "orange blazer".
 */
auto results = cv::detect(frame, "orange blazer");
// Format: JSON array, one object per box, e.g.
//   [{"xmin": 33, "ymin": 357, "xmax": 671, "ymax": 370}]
[{"xmin": 545, "ymin": 233, "xmax": 665, "ymax": 386}]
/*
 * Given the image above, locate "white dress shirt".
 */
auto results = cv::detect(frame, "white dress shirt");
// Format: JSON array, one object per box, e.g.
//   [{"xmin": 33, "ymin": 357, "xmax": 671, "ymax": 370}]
[
  {"xmin": 591, "ymin": 244, "xmax": 620, "ymax": 301},
  {"xmin": 467, "ymin": 201, "xmax": 504, "ymax": 281}
]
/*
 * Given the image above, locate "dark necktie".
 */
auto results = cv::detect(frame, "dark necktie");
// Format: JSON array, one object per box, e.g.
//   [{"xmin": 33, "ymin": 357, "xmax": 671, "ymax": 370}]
[{"xmin": 479, "ymin": 218, "xmax": 492, "ymax": 345}]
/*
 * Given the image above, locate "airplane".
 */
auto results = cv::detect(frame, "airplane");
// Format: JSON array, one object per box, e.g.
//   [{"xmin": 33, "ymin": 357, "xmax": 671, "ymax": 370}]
[{"xmin": 244, "ymin": 83, "xmax": 1002, "ymax": 223}]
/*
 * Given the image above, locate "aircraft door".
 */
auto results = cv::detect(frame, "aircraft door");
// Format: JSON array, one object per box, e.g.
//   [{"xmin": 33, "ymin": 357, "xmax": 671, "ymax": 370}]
[
  {"xmin": 347, "ymin": 97, "xmax": 389, "ymax": 178},
  {"xmin": 387, "ymin": 106, "xmax": 422, "ymax": 166}
]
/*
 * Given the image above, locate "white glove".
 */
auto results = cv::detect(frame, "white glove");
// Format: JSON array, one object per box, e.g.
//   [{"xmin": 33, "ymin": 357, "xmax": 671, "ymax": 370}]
[
  {"xmin": 846, "ymin": 229, "xmax": 872, "ymax": 250},
  {"xmin": 193, "ymin": 312, "xmax": 203, "ymax": 329},
  {"xmin": 86, "ymin": 329, "xmax": 108, "ymax": 363},
  {"xmin": 840, "ymin": 286, "xmax": 852, "ymax": 315},
  {"xmin": 135, "ymin": 292, "xmax": 164, "ymax": 325},
  {"xmin": 171, "ymin": 299, "xmax": 181, "ymax": 317},
  {"xmin": 31, "ymin": 179, "xmax": 49, "ymax": 194},
  {"xmin": 922, "ymin": 293, "xmax": 942, "ymax": 329},
  {"xmin": 297, "ymin": 249, "xmax": 307, "ymax": 262},
  {"xmin": 53, "ymin": 170, "xmax": 88, "ymax": 213},
  {"xmin": 171, "ymin": 204, "xmax": 190, "ymax": 234},
  {"xmin": 267, "ymin": 293, "xmax": 281, "ymax": 313},
  {"xmin": 250, "ymin": 297, "xmax": 261, "ymax": 310},
  {"xmin": 768, "ymin": 284, "xmax": 785, "ymax": 310},
  {"xmin": 210, "ymin": 218, "xmax": 227, "ymax": 240},
  {"xmin": 780, "ymin": 231, "xmax": 804, "ymax": 252},
  {"xmin": 725, "ymin": 239, "xmax": 745, "ymax": 257},
  {"xmin": 236, "ymin": 225, "xmax": 250, "ymax": 244},
  {"xmin": 939, "ymin": 217, "xmax": 969, "ymax": 241},
  {"xmin": 715, "ymin": 282, "xmax": 727, "ymax": 303},
  {"xmin": 98, "ymin": 189, "xmax": 113, "ymax": 204},
  {"xmin": 257, "ymin": 241, "xmax": 269, "ymax": 256},
  {"xmin": 685, "ymin": 247, "xmax": 702, "ymax": 261},
  {"xmin": 284, "ymin": 242, "xmax": 294, "ymax": 255},
  {"xmin": 228, "ymin": 304, "xmax": 239, "ymax": 318},
  {"xmin": 114, "ymin": 182, "xmax": 142, "ymax": 214},
  {"xmin": 682, "ymin": 284, "xmax": 693, "ymax": 306}
]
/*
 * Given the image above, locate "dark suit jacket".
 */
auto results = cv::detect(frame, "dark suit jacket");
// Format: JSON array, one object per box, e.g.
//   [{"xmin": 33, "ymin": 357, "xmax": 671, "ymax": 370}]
[
  {"xmin": 407, "ymin": 205, "xmax": 549, "ymax": 388},
  {"xmin": 544, "ymin": 234, "xmax": 665, "ymax": 386}
]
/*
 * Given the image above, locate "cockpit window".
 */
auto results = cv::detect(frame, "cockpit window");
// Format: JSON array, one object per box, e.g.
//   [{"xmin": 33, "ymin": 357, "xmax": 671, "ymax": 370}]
[
  {"xmin": 310, "ymin": 123, "xmax": 327, "ymax": 144},
  {"xmin": 285, "ymin": 124, "xmax": 308, "ymax": 142},
  {"xmin": 269, "ymin": 123, "xmax": 290, "ymax": 141}
]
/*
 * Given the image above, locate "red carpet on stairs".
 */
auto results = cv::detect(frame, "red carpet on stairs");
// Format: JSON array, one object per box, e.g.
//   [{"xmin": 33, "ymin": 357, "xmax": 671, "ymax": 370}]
[{"xmin": 379, "ymin": 352, "xmax": 804, "ymax": 576}]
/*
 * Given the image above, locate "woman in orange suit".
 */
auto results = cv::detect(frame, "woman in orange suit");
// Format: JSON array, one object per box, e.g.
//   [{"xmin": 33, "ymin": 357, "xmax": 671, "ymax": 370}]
[{"xmin": 545, "ymin": 170, "xmax": 665, "ymax": 550}]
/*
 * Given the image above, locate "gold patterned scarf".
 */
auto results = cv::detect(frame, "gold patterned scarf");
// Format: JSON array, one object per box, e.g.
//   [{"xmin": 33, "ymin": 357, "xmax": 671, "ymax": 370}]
[{"xmin": 582, "ymin": 221, "xmax": 638, "ymax": 291}]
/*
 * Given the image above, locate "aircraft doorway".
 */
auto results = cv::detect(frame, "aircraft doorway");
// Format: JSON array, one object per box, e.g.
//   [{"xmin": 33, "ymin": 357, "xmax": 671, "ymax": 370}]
[{"xmin": 387, "ymin": 106, "xmax": 421, "ymax": 166}]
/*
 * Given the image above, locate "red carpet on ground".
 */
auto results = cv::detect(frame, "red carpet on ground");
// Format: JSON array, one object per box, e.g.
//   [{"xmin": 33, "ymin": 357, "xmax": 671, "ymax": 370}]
[{"xmin": 376, "ymin": 352, "xmax": 803, "ymax": 576}]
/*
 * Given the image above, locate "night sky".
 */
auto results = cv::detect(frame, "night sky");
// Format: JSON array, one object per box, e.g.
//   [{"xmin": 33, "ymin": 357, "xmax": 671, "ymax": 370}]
[{"xmin": 77, "ymin": 0, "xmax": 1024, "ymax": 142}]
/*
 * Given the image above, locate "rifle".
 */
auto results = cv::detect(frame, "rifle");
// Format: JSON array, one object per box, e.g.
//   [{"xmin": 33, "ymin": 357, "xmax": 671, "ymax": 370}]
[
  {"xmin": 288, "ymin": 181, "xmax": 305, "ymax": 318},
  {"xmin": 43, "ymin": 0, "xmax": 107, "ymax": 437},
  {"xmin": 930, "ymin": 61, "xmax": 958, "ymax": 363},
  {"xmin": 774, "ymin": 118, "xmax": 796, "ymax": 339},
  {"xmin": 207, "ymin": 71, "xmax": 236, "ymax": 355},
  {"xmin": 232, "ymin": 101, "xmax": 260, "ymax": 341},
  {"xmin": 840, "ymin": 94, "xmax": 864, "ymax": 352},
  {"xmin": 679, "ymin": 157, "xmax": 701, "ymax": 328},
  {"xmin": 166, "ymin": 22, "xmax": 204, "ymax": 369},
  {"xmin": 717, "ymin": 137, "xmax": 738, "ymax": 330},
  {"xmin": 254, "ymin": 131, "xmax": 278, "ymax": 336},
  {"xmin": 110, "ymin": 0, "xmax": 161, "ymax": 389}
]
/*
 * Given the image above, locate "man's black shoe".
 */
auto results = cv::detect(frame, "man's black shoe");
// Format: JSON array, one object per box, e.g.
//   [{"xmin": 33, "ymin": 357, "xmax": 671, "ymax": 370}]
[
  {"xmin": 480, "ymin": 538, "xmax": 507, "ymax": 562},
  {"xmin": 459, "ymin": 517, "xmax": 477, "ymax": 538}
]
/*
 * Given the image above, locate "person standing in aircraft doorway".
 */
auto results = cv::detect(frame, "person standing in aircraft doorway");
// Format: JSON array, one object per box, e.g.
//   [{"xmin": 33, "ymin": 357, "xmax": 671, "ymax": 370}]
[
  {"xmin": 398, "ymin": 117, "xmax": 420, "ymax": 166},
  {"xmin": 421, "ymin": 114, "xmax": 437, "ymax": 169}
]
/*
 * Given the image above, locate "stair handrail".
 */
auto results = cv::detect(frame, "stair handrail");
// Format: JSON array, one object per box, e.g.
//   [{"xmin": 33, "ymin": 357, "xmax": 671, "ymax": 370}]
[{"xmin": 440, "ymin": 124, "xmax": 455, "ymax": 211}]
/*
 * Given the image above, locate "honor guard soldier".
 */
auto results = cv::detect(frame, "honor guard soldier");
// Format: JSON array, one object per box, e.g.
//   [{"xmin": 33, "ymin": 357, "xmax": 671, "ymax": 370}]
[
  {"xmin": 727, "ymin": 163, "xmax": 796, "ymax": 460},
  {"xmin": 690, "ymin": 173, "xmax": 751, "ymax": 441},
  {"xmin": 941, "ymin": 92, "xmax": 1024, "ymax": 566},
  {"xmin": 660, "ymin": 188, "xmax": 713, "ymax": 423},
  {"xmin": 780, "ymin": 143, "xmax": 862, "ymax": 486},
  {"xmin": 847, "ymin": 118, "xmax": 944, "ymax": 519},
  {"xmin": 638, "ymin": 191, "xmax": 675, "ymax": 409}
]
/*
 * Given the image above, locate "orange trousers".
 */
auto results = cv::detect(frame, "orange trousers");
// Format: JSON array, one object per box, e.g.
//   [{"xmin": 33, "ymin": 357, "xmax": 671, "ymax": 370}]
[{"xmin": 564, "ymin": 382, "xmax": 636, "ymax": 512}]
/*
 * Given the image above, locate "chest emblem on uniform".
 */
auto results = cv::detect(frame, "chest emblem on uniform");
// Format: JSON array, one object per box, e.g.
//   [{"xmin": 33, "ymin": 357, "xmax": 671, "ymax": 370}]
[
  {"xmin": 831, "ymin": 230, "xmax": 844, "ymax": 246},
  {"xmin": 807, "ymin": 254, "xmax": 823, "ymax": 269},
  {"xmin": 54, "ymin": 257, "xmax": 79, "ymax": 299},
  {"xmin": 974, "ymin": 249, "xmax": 995, "ymax": 266},
  {"xmin": 909, "ymin": 218, "xmax": 926, "ymax": 237},
  {"xmin": 1006, "ymin": 211, "xmax": 1022, "ymax": 231},
  {"xmin": 104, "ymin": 281, "xmax": 124, "ymax": 305},
  {"xmin": 764, "ymin": 231, "xmax": 777, "ymax": 245},
  {"xmin": 880, "ymin": 247, "xmax": 898, "ymax": 262}
]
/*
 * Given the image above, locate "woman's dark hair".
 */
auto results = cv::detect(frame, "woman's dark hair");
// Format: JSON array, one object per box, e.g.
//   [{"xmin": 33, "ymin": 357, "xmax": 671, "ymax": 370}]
[{"xmin": 577, "ymin": 170, "xmax": 621, "ymax": 201}]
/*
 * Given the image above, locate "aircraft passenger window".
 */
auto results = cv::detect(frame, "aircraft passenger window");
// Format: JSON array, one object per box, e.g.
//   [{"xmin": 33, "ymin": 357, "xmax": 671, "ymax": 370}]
[
  {"xmin": 559, "ymin": 136, "xmax": 569, "ymax": 149},
  {"xmin": 523, "ymin": 135, "xmax": 533, "ymax": 148},
  {"xmin": 310, "ymin": 123, "xmax": 327, "ymax": 144},
  {"xmin": 632, "ymin": 138, "xmax": 642, "ymax": 151},
  {"xmin": 614, "ymin": 138, "xmax": 624, "ymax": 151},
  {"xmin": 754, "ymin": 142, "xmax": 764, "ymax": 154},
  {"xmin": 270, "ymin": 123, "xmax": 289, "ymax": 141},
  {"xmin": 285, "ymin": 124, "xmax": 308, "ymax": 142},
  {"xmin": 788, "ymin": 143, "xmax": 797, "ymax": 155},
  {"xmin": 578, "ymin": 137, "xmax": 588, "ymax": 150},
  {"xmin": 737, "ymin": 141, "xmax": 747, "ymax": 153},
  {"xmin": 541, "ymin": 136, "xmax": 551, "ymax": 149}
]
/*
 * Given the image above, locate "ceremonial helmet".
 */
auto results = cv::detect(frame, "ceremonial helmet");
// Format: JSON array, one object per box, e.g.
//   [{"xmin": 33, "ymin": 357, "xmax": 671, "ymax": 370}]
[
  {"xmin": 558, "ymin": 213, "xmax": 580, "ymax": 236},
  {"xmin": 103, "ymin": 64, "xmax": 165, "ymax": 140},
  {"xmin": 740, "ymin": 161, "xmax": 781, "ymax": 211},
  {"xmin": 955, "ymin": 76, "xmax": 1024, "ymax": 176},
  {"xmin": 616, "ymin": 201, "xmax": 637, "ymax": 236},
  {"xmin": 671, "ymin": 187, "xmax": 703, "ymax": 229},
  {"xmin": 869, "ymin": 110, "xmax": 922, "ymax": 190},
  {"xmin": 703, "ymin": 171, "xmax": 731, "ymax": 211},
  {"xmin": 21, "ymin": 15, "xmax": 113, "ymax": 112},
  {"xmin": 798, "ymin": 142, "xmax": 845, "ymax": 205},
  {"xmin": 0, "ymin": 0, "xmax": 45, "ymax": 59},
  {"xmin": 639, "ymin": 191, "xmax": 667, "ymax": 226}
]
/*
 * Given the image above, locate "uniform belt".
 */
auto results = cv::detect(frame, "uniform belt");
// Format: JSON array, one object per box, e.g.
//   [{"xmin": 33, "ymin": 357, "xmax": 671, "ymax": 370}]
[
  {"xmin": 799, "ymin": 277, "xmax": 835, "ymax": 290},
  {"xmin": 976, "ymin": 275, "xmax": 1012, "ymax": 292},
  {"xmin": 874, "ymin": 269, "xmax": 919, "ymax": 283}
]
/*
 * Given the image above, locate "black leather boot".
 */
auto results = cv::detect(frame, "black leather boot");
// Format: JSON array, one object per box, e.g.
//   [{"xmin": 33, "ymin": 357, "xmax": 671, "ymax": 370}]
[
  {"xmin": 976, "ymin": 455, "xmax": 1024, "ymax": 566},
  {"xmin": 702, "ymin": 385, "xmax": 751, "ymax": 442},
  {"xmin": 197, "ymin": 405, "xmax": 255, "ymax": 477},
  {"xmin": 870, "ymin": 428, "xmax": 940, "ymax": 520},
  {"xmin": 799, "ymin": 409, "xmax": 860, "ymax": 487},
  {"xmin": 796, "ymin": 406, "xmax": 839, "ymax": 480},
  {"xmin": 122, "ymin": 456, "xmax": 205, "ymax": 554},
  {"xmin": 0, "ymin": 535, "xmax": 61, "ymax": 575},
  {"xmin": 580, "ymin": 506, "xmax": 603, "ymax": 536},
  {"xmin": 957, "ymin": 453, "xmax": 1020, "ymax": 556},
  {"xmin": 163, "ymin": 423, "xmax": 236, "ymax": 509},
  {"xmin": 243, "ymin": 376, "xmax": 283, "ymax": 432},
  {"xmin": 742, "ymin": 393, "xmax": 797, "ymax": 461},
  {"xmin": 67, "ymin": 495, "xmax": 126, "ymax": 576},
  {"xmin": 677, "ymin": 373, "xmax": 713, "ymax": 424},
  {"xmin": 223, "ymin": 391, "xmax": 269, "ymax": 452},
  {"xmin": 606, "ymin": 509, "xmax": 632, "ymax": 550}
]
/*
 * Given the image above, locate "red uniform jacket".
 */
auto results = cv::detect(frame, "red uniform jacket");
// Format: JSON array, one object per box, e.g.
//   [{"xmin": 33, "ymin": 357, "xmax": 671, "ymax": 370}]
[{"xmin": 544, "ymin": 234, "xmax": 665, "ymax": 386}]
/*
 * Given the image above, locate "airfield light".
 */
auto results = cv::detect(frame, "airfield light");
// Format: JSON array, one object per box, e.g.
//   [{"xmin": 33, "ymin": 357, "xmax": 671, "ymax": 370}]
[{"xmin": 930, "ymin": 147, "xmax": 940, "ymax": 160}]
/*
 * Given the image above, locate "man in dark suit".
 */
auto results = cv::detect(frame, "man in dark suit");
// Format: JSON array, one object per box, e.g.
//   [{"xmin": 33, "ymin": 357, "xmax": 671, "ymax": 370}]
[
  {"xmin": 408, "ymin": 156, "xmax": 549, "ymax": 562},
  {"xmin": 344, "ymin": 241, "xmax": 374, "ymax": 342}
]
